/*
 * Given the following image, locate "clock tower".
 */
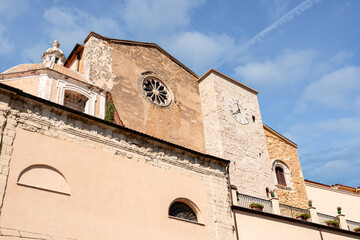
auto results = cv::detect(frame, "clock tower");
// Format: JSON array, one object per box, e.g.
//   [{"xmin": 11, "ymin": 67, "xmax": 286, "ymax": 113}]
[{"xmin": 199, "ymin": 69, "xmax": 275, "ymax": 199}]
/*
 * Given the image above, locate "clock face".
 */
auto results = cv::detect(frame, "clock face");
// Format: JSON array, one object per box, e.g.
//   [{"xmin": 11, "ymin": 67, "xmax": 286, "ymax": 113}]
[{"xmin": 228, "ymin": 98, "xmax": 250, "ymax": 125}]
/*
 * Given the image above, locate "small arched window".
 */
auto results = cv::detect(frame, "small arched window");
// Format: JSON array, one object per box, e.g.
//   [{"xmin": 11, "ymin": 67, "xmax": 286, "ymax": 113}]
[
  {"xmin": 169, "ymin": 201, "xmax": 198, "ymax": 222},
  {"xmin": 275, "ymin": 166, "xmax": 286, "ymax": 186}
]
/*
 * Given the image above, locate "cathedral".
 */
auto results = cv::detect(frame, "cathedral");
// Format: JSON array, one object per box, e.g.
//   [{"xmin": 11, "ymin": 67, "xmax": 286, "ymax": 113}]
[{"xmin": 0, "ymin": 32, "xmax": 358, "ymax": 240}]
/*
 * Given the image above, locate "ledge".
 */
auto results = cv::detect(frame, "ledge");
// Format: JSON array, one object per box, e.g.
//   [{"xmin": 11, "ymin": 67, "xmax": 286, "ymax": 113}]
[
  {"xmin": 168, "ymin": 216, "xmax": 205, "ymax": 226},
  {"xmin": 263, "ymin": 124, "xmax": 297, "ymax": 148},
  {"xmin": 0, "ymin": 83, "xmax": 230, "ymax": 167},
  {"xmin": 231, "ymin": 205, "xmax": 360, "ymax": 237}
]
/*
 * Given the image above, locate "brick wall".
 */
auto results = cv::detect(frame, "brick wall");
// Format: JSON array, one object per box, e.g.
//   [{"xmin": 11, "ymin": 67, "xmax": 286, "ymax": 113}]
[{"xmin": 264, "ymin": 125, "xmax": 309, "ymax": 209}]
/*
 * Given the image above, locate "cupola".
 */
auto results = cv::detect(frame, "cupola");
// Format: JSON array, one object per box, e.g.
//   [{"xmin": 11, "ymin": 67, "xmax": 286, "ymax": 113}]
[{"xmin": 41, "ymin": 40, "xmax": 66, "ymax": 66}]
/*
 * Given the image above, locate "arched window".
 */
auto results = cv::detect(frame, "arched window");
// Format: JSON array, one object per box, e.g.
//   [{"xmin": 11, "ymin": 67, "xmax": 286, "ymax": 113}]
[
  {"xmin": 169, "ymin": 201, "xmax": 198, "ymax": 222},
  {"xmin": 275, "ymin": 166, "xmax": 286, "ymax": 186}
]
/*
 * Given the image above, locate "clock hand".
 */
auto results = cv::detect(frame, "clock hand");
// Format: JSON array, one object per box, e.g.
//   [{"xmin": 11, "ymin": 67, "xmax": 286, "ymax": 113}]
[
  {"xmin": 236, "ymin": 103, "xmax": 241, "ymax": 113},
  {"xmin": 232, "ymin": 109, "xmax": 240, "ymax": 115}
]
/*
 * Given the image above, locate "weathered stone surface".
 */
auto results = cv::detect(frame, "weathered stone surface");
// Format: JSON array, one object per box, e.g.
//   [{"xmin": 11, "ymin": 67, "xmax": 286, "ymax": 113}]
[
  {"xmin": 83, "ymin": 36, "xmax": 206, "ymax": 153},
  {"xmin": 199, "ymin": 71, "xmax": 276, "ymax": 199},
  {"xmin": 264, "ymin": 126, "xmax": 309, "ymax": 209}
]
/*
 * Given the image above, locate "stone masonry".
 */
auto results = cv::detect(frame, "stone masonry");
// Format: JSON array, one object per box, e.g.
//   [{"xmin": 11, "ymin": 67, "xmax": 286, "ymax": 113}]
[
  {"xmin": 264, "ymin": 125, "xmax": 309, "ymax": 209},
  {"xmin": 0, "ymin": 86, "xmax": 235, "ymax": 240},
  {"xmin": 199, "ymin": 70, "xmax": 276, "ymax": 199},
  {"xmin": 82, "ymin": 34, "xmax": 207, "ymax": 153}
]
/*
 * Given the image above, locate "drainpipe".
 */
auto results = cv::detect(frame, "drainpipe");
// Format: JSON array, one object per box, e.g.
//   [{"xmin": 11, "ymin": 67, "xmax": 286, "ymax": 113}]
[{"xmin": 226, "ymin": 165, "xmax": 239, "ymax": 240}]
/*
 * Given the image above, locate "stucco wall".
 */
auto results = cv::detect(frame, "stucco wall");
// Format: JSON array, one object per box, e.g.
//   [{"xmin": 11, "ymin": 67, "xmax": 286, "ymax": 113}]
[
  {"xmin": 0, "ymin": 88, "xmax": 234, "ymax": 240},
  {"xmin": 264, "ymin": 126, "xmax": 309, "ymax": 209},
  {"xmin": 306, "ymin": 183, "xmax": 360, "ymax": 222},
  {"xmin": 0, "ymin": 77, "xmax": 40, "ymax": 97},
  {"xmin": 199, "ymin": 71, "xmax": 275, "ymax": 199},
  {"xmin": 82, "ymin": 36, "xmax": 206, "ymax": 153}
]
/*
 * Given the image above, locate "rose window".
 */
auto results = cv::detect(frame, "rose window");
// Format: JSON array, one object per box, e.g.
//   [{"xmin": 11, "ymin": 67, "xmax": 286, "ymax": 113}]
[{"xmin": 142, "ymin": 77, "xmax": 171, "ymax": 107}]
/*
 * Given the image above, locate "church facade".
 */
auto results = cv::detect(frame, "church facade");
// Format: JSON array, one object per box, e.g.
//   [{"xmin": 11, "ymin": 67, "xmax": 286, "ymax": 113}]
[{"xmin": 0, "ymin": 32, "xmax": 358, "ymax": 240}]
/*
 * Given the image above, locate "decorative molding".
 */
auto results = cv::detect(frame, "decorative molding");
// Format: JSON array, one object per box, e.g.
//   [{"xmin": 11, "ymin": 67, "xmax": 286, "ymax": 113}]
[
  {"xmin": 99, "ymin": 92, "xmax": 106, "ymax": 120},
  {"xmin": 37, "ymin": 74, "xmax": 52, "ymax": 100},
  {"xmin": 56, "ymin": 79, "xmax": 97, "ymax": 116},
  {"xmin": 272, "ymin": 159, "xmax": 293, "ymax": 190}
]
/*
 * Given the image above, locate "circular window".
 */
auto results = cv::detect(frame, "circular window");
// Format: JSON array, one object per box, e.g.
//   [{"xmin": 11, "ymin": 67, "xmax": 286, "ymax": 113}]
[{"xmin": 141, "ymin": 76, "xmax": 172, "ymax": 107}]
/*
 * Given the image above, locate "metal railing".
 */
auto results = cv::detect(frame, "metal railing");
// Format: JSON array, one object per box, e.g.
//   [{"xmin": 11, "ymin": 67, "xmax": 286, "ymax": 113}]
[
  {"xmin": 317, "ymin": 213, "xmax": 338, "ymax": 226},
  {"xmin": 346, "ymin": 219, "xmax": 360, "ymax": 232},
  {"xmin": 279, "ymin": 204, "xmax": 311, "ymax": 221},
  {"xmin": 237, "ymin": 192, "xmax": 273, "ymax": 214}
]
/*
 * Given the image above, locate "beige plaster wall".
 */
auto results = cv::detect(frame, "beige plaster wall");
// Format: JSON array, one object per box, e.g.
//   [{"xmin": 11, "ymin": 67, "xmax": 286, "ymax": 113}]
[
  {"xmin": 0, "ymin": 89, "xmax": 234, "ymax": 240},
  {"xmin": 306, "ymin": 183, "xmax": 360, "ymax": 222},
  {"xmin": 0, "ymin": 77, "xmax": 40, "ymax": 97},
  {"xmin": 1, "ymin": 129, "xmax": 210, "ymax": 240},
  {"xmin": 264, "ymin": 127, "xmax": 309, "ymax": 209},
  {"xmin": 234, "ymin": 210, "xmax": 360, "ymax": 240},
  {"xmin": 83, "ymin": 36, "xmax": 206, "ymax": 153},
  {"xmin": 199, "ymin": 71, "xmax": 275, "ymax": 199}
]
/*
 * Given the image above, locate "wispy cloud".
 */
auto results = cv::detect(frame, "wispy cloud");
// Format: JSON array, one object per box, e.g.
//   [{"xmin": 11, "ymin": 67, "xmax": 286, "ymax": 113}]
[
  {"xmin": 235, "ymin": 49, "xmax": 317, "ymax": 86},
  {"xmin": 238, "ymin": 0, "xmax": 322, "ymax": 53},
  {"xmin": 120, "ymin": 0, "xmax": 205, "ymax": 39},
  {"xmin": 0, "ymin": 24, "xmax": 13, "ymax": 56},
  {"xmin": 166, "ymin": 31, "xmax": 236, "ymax": 74},
  {"xmin": 296, "ymin": 65, "xmax": 360, "ymax": 111}
]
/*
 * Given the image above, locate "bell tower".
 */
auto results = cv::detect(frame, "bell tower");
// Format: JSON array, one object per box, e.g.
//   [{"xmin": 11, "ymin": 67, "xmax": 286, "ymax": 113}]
[
  {"xmin": 199, "ymin": 69, "xmax": 275, "ymax": 199},
  {"xmin": 41, "ymin": 40, "xmax": 66, "ymax": 66}
]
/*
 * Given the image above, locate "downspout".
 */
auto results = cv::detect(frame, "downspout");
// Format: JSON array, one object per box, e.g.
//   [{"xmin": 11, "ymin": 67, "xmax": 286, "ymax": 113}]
[
  {"xmin": 226, "ymin": 165, "xmax": 239, "ymax": 240},
  {"xmin": 318, "ymin": 226, "xmax": 324, "ymax": 240}
]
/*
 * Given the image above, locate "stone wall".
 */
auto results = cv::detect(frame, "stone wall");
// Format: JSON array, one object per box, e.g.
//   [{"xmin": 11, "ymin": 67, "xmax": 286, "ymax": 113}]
[
  {"xmin": 0, "ymin": 86, "xmax": 234, "ymax": 240},
  {"xmin": 264, "ymin": 125, "xmax": 309, "ymax": 209},
  {"xmin": 82, "ymin": 35, "xmax": 206, "ymax": 153},
  {"xmin": 199, "ymin": 71, "xmax": 276, "ymax": 199}
]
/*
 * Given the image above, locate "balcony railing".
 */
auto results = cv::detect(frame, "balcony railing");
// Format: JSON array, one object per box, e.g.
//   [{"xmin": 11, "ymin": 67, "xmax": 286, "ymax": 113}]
[
  {"xmin": 279, "ymin": 204, "xmax": 311, "ymax": 221},
  {"xmin": 317, "ymin": 213, "xmax": 338, "ymax": 226},
  {"xmin": 346, "ymin": 219, "xmax": 360, "ymax": 232},
  {"xmin": 237, "ymin": 192, "xmax": 273, "ymax": 214}
]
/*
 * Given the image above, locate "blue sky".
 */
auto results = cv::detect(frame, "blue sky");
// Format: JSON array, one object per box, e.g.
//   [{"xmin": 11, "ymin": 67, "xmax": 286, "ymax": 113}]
[{"xmin": 0, "ymin": 0, "xmax": 359, "ymax": 187}]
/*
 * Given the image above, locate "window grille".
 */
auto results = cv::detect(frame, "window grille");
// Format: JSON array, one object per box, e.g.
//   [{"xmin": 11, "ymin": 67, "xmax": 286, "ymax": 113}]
[
  {"xmin": 64, "ymin": 90, "xmax": 88, "ymax": 113},
  {"xmin": 169, "ymin": 202, "xmax": 197, "ymax": 222}
]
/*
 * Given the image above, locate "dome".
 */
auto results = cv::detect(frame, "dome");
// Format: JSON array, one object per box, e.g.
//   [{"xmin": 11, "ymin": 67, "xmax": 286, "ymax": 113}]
[{"xmin": 1, "ymin": 63, "xmax": 88, "ymax": 84}]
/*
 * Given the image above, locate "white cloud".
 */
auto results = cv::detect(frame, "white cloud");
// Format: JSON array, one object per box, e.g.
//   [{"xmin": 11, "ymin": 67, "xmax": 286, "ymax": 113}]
[
  {"xmin": 0, "ymin": 24, "xmax": 13, "ymax": 56},
  {"xmin": 301, "ymin": 66, "xmax": 360, "ymax": 110},
  {"xmin": 21, "ymin": 42, "xmax": 48, "ymax": 64},
  {"xmin": 0, "ymin": 0, "xmax": 29, "ymax": 20},
  {"xmin": 234, "ymin": 49, "xmax": 317, "ymax": 86},
  {"xmin": 287, "ymin": 117, "xmax": 360, "ymax": 140},
  {"xmin": 260, "ymin": 0, "xmax": 289, "ymax": 19},
  {"xmin": 330, "ymin": 50, "xmax": 353, "ymax": 64},
  {"xmin": 166, "ymin": 31, "xmax": 236, "ymax": 74},
  {"xmin": 120, "ymin": 0, "xmax": 205, "ymax": 36},
  {"xmin": 301, "ymin": 143, "xmax": 360, "ymax": 186},
  {"xmin": 41, "ymin": 7, "xmax": 123, "ymax": 54},
  {"xmin": 238, "ymin": 0, "xmax": 321, "ymax": 53}
]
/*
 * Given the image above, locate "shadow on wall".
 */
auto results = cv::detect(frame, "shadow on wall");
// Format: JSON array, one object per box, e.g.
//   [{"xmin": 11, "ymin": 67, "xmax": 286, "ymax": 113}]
[{"xmin": 17, "ymin": 165, "xmax": 70, "ymax": 195}]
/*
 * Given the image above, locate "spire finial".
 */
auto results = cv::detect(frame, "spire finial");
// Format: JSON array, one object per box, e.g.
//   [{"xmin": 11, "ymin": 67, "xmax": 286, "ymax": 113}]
[{"xmin": 52, "ymin": 40, "xmax": 60, "ymax": 48}]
